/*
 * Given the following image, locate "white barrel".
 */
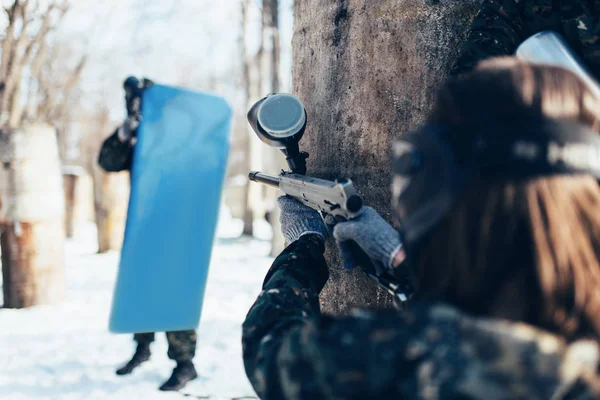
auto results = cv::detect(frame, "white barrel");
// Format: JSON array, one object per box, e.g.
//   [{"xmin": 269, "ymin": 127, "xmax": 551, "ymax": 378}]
[
  {"xmin": 516, "ymin": 31, "xmax": 600, "ymax": 102},
  {"xmin": 0, "ymin": 123, "xmax": 65, "ymax": 223}
]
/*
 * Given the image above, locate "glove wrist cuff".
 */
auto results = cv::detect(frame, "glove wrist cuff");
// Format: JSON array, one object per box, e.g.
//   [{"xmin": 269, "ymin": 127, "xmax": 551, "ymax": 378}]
[
  {"xmin": 387, "ymin": 244, "xmax": 404, "ymax": 269},
  {"xmin": 298, "ymin": 231, "xmax": 326, "ymax": 241},
  {"xmin": 372, "ymin": 235, "xmax": 403, "ymax": 270}
]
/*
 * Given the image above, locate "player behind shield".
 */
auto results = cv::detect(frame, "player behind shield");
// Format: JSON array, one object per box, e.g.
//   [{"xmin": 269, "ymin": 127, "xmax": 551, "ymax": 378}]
[
  {"xmin": 98, "ymin": 76, "xmax": 198, "ymax": 392},
  {"xmin": 242, "ymin": 58, "xmax": 600, "ymax": 398},
  {"xmin": 452, "ymin": 1, "xmax": 600, "ymax": 76}
]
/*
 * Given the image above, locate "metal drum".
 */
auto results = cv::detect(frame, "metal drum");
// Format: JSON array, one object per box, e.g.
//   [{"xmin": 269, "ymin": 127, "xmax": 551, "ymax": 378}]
[{"xmin": 0, "ymin": 123, "xmax": 66, "ymax": 308}]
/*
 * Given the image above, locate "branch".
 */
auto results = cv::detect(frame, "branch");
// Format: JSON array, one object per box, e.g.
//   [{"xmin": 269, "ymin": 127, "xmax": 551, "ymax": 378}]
[
  {"xmin": 3, "ymin": 0, "xmax": 70, "ymax": 127},
  {"xmin": 0, "ymin": 0, "xmax": 31, "ymax": 123},
  {"xmin": 22, "ymin": 39, "xmax": 47, "ymax": 120},
  {"xmin": 0, "ymin": 0, "xmax": 20, "ymax": 80},
  {"xmin": 22, "ymin": 5, "xmax": 55, "ymax": 62},
  {"xmin": 39, "ymin": 53, "xmax": 87, "ymax": 124}
]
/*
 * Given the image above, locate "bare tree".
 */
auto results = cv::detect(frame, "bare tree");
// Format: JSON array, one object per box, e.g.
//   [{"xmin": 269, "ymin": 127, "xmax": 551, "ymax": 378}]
[
  {"xmin": 293, "ymin": 1, "xmax": 483, "ymax": 315},
  {"xmin": 240, "ymin": 0, "xmax": 254, "ymax": 236},
  {"xmin": 0, "ymin": 0, "xmax": 70, "ymax": 128},
  {"xmin": 0, "ymin": 0, "xmax": 79, "ymax": 308},
  {"xmin": 265, "ymin": 0, "xmax": 280, "ymax": 93},
  {"xmin": 258, "ymin": 0, "xmax": 286, "ymax": 256}
]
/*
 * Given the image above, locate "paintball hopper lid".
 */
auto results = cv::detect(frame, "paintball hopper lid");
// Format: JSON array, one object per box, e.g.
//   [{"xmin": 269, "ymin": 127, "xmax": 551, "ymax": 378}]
[{"xmin": 248, "ymin": 93, "xmax": 307, "ymax": 149}]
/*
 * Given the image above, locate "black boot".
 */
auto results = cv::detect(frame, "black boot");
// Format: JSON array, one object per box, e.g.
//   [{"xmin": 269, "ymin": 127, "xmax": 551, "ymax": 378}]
[
  {"xmin": 159, "ymin": 361, "xmax": 198, "ymax": 391},
  {"xmin": 116, "ymin": 343, "xmax": 151, "ymax": 376}
]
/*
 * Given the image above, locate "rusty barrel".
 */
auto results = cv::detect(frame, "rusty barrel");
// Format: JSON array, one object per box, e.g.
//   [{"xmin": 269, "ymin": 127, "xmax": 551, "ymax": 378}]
[{"xmin": 0, "ymin": 123, "xmax": 66, "ymax": 308}]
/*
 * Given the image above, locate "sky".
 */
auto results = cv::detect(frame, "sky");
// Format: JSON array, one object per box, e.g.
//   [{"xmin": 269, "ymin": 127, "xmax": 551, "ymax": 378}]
[{"xmin": 55, "ymin": 0, "xmax": 294, "ymax": 121}]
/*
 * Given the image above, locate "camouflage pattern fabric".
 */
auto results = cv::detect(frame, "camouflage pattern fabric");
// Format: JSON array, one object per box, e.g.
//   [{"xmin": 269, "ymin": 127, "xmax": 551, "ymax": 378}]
[
  {"xmin": 242, "ymin": 234, "xmax": 600, "ymax": 399},
  {"xmin": 452, "ymin": 0, "xmax": 600, "ymax": 77},
  {"xmin": 134, "ymin": 331, "xmax": 197, "ymax": 362}
]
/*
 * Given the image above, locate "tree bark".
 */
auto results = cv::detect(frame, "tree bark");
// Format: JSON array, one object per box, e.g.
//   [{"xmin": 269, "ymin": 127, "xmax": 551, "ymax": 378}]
[
  {"xmin": 63, "ymin": 174, "xmax": 77, "ymax": 238},
  {"xmin": 293, "ymin": 0, "xmax": 482, "ymax": 315},
  {"xmin": 267, "ymin": 0, "xmax": 280, "ymax": 93},
  {"xmin": 261, "ymin": 0, "xmax": 286, "ymax": 256},
  {"xmin": 241, "ymin": 0, "xmax": 254, "ymax": 236},
  {"xmin": 92, "ymin": 167, "xmax": 129, "ymax": 253}
]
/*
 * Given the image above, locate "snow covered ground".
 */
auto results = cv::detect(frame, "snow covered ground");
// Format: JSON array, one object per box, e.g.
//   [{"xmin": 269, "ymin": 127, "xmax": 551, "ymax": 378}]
[{"xmin": 0, "ymin": 216, "xmax": 274, "ymax": 400}]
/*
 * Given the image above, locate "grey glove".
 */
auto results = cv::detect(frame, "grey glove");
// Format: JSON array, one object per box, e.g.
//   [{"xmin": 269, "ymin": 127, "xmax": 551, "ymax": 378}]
[
  {"xmin": 277, "ymin": 195, "xmax": 328, "ymax": 244},
  {"xmin": 117, "ymin": 116, "xmax": 139, "ymax": 143},
  {"xmin": 333, "ymin": 207, "xmax": 402, "ymax": 273}
]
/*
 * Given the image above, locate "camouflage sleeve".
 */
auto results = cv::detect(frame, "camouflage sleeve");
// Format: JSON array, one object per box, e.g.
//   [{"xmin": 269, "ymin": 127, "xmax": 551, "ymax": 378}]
[
  {"xmin": 242, "ymin": 234, "xmax": 425, "ymax": 399},
  {"xmin": 451, "ymin": 0, "xmax": 526, "ymax": 76},
  {"xmin": 242, "ymin": 234, "xmax": 328, "ymax": 398},
  {"xmin": 98, "ymin": 128, "xmax": 134, "ymax": 173},
  {"xmin": 242, "ymin": 234, "xmax": 600, "ymax": 398}
]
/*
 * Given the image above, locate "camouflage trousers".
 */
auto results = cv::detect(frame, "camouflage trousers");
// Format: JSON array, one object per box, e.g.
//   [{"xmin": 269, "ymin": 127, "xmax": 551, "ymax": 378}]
[{"xmin": 134, "ymin": 330, "xmax": 197, "ymax": 362}]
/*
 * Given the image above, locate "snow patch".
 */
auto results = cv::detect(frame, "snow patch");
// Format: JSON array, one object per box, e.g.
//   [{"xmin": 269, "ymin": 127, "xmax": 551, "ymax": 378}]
[{"xmin": 0, "ymin": 218, "xmax": 273, "ymax": 399}]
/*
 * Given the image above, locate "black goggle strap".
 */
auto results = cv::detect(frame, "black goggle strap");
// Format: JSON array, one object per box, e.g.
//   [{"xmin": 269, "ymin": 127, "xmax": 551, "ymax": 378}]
[{"xmin": 395, "ymin": 120, "xmax": 600, "ymax": 182}]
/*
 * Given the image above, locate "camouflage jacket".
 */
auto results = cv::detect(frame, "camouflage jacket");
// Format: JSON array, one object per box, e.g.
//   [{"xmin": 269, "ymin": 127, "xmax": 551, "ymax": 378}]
[
  {"xmin": 242, "ymin": 234, "xmax": 600, "ymax": 399},
  {"xmin": 452, "ymin": 0, "xmax": 600, "ymax": 77},
  {"xmin": 97, "ymin": 128, "xmax": 134, "ymax": 173},
  {"xmin": 98, "ymin": 79, "xmax": 148, "ymax": 173}
]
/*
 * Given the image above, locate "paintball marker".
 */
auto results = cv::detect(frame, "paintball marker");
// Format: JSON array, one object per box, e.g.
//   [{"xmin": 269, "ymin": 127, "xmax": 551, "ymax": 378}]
[
  {"xmin": 247, "ymin": 93, "xmax": 413, "ymax": 306},
  {"xmin": 516, "ymin": 31, "xmax": 600, "ymax": 101}
]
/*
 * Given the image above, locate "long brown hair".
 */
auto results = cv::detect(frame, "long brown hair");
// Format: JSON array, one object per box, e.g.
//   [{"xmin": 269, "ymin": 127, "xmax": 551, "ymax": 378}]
[{"xmin": 417, "ymin": 57, "xmax": 600, "ymax": 340}]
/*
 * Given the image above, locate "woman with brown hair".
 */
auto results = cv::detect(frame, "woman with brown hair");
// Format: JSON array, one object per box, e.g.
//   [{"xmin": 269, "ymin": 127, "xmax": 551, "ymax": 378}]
[
  {"xmin": 412, "ymin": 57, "xmax": 600, "ymax": 342},
  {"xmin": 242, "ymin": 58, "xmax": 600, "ymax": 399}
]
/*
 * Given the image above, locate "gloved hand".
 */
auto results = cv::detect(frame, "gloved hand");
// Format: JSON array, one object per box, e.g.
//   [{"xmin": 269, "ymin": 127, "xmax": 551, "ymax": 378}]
[
  {"xmin": 117, "ymin": 116, "xmax": 140, "ymax": 143},
  {"xmin": 277, "ymin": 195, "xmax": 328, "ymax": 244},
  {"xmin": 332, "ymin": 207, "xmax": 403, "ymax": 273}
]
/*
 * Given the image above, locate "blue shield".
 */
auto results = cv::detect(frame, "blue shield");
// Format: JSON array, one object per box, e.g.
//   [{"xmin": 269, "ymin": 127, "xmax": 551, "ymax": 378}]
[{"xmin": 109, "ymin": 84, "xmax": 232, "ymax": 333}]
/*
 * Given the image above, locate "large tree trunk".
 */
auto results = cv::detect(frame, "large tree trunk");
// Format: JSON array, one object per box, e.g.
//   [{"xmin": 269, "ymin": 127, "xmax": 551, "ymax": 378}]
[
  {"xmin": 241, "ymin": 0, "xmax": 254, "ymax": 236},
  {"xmin": 62, "ymin": 165, "xmax": 87, "ymax": 238},
  {"xmin": 0, "ymin": 123, "xmax": 66, "ymax": 308},
  {"xmin": 92, "ymin": 167, "xmax": 129, "ymax": 253},
  {"xmin": 261, "ymin": 0, "xmax": 286, "ymax": 256},
  {"xmin": 63, "ymin": 174, "xmax": 78, "ymax": 238},
  {"xmin": 293, "ymin": 0, "xmax": 482, "ymax": 315}
]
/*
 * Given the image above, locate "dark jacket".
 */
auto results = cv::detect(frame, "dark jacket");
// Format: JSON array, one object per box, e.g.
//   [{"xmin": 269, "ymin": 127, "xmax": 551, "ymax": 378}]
[
  {"xmin": 452, "ymin": 0, "xmax": 600, "ymax": 77},
  {"xmin": 242, "ymin": 234, "xmax": 600, "ymax": 399},
  {"xmin": 98, "ymin": 79, "xmax": 146, "ymax": 173},
  {"xmin": 97, "ymin": 128, "xmax": 134, "ymax": 173}
]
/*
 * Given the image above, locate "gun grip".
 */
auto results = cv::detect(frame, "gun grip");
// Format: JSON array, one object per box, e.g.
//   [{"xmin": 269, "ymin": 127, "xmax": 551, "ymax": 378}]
[{"xmin": 343, "ymin": 241, "xmax": 379, "ymax": 275}]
